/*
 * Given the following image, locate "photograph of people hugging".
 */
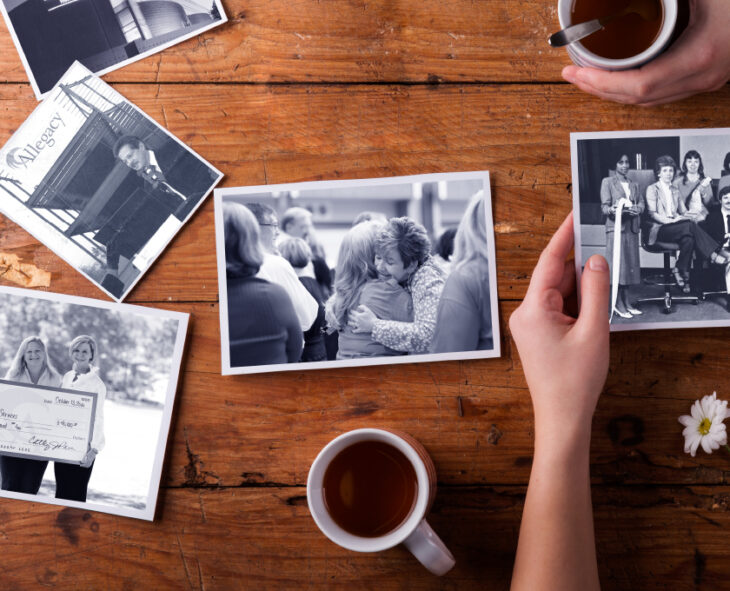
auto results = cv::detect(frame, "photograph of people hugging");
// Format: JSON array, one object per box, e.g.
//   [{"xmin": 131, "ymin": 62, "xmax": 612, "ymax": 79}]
[{"xmin": 215, "ymin": 172, "xmax": 501, "ymax": 375}]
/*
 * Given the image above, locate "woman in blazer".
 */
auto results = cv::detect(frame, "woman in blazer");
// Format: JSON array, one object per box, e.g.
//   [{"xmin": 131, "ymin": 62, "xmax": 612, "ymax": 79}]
[
  {"xmin": 644, "ymin": 155, "xmax": 728, "ymax": 293},
  {"xmin": 56, "ymin": 335, "xmax": 106, "ymax": 502},
  {"xmin": 600, "ymin": 153, "xmax": 644, "ymax": 318}
]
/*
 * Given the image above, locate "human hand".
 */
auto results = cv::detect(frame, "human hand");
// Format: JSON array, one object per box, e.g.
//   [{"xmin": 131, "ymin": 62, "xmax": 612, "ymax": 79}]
[
  {"xmin": 80, "ymin": 448, "xmax": 97, "ymax": 468},
  {"xmin": 348, "ymin": 305, "xmax": 378, "ymax": 333},
  {"xmin": 509, "ymin": 213, "xmax": 610, "ymax": 444},
  {"xmin": 562, "ymin": 0, "xmax": 730, "ymax": 106}
]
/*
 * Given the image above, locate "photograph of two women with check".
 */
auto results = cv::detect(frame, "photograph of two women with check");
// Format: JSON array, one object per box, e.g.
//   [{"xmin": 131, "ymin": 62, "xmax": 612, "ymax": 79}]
[
  {"xmin": 572, "ymin": 128, "xmax": 730, "ymax": 331},
  {"xmin": 0, "ymin": 286, "xmax": 187, "ymax": 520}
]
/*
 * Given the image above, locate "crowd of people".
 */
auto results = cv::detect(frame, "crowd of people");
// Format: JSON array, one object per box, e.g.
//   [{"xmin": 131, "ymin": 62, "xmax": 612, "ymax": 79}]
[
  {"xmin": 602, "ymin": 150, "xmax": 730, "ymax": 318},
  {"xmin": 1, "ymin": 335, "xmax": 106, "ymax": 502},
  {"xmin": 223, "ymin": 191, "xmax": 494, "ymax": 368}
]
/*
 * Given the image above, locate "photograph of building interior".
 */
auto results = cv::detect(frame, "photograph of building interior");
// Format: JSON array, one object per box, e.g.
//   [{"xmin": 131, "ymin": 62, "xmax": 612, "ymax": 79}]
[{"xmin": 3, "ymin": 0, "xmax": 224, "ymax": 95}]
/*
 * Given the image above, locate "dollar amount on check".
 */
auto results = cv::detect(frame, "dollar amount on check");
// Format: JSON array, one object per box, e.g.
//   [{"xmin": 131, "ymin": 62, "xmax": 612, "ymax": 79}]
[{"xmin": 0, "ymin": 379, "xmax": 97, "ymax": 464}]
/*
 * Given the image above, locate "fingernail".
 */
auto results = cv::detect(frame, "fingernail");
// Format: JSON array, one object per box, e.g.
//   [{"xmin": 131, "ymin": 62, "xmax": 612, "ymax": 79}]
[{"xmin": 589, "ymin": 256, "xmax": 608, "ymax": 271}]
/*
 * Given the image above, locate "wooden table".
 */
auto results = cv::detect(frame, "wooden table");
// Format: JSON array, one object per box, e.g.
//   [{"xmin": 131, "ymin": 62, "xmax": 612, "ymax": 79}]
[{"xmin": 1, "ymin": 1, "xmax": 729, "ymax": 589}]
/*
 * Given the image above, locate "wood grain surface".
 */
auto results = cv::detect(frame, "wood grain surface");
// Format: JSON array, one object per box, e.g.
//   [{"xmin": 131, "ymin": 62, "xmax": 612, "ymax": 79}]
[{"xmin": 0, "ymin": 0, "xmax": 729, "ymax": 588}]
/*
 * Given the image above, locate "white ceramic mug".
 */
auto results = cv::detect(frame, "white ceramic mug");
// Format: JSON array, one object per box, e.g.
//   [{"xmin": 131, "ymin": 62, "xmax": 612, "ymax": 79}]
[
  {"xmin": 307, "ymin": 428, "xmax": 455, "ymax": 576},
  {"xmin": 557, "ymin": 0, "xmax": 678, "ymax": 70}
]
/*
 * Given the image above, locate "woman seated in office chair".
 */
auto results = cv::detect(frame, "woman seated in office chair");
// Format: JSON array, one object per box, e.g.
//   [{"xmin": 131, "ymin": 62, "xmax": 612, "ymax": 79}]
[{"xmin": 643, "ymin": 155, "xmax": 730, "ymax": 294}]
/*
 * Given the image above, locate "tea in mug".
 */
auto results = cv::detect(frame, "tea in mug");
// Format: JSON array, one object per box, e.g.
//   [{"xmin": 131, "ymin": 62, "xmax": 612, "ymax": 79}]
[
  {"xmin": 322, "ymin": 440, "xmax": 418, "ymax": 537},
  {"xmin": 571, "ymin": 0, "xmax": 664, "ymax": 59}
]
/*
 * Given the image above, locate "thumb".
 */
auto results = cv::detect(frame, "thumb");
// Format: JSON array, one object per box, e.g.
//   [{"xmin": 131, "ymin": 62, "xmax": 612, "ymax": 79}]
[{"xmin": 576, "ymin": 255, "xmax": 610, "ymax": 334}]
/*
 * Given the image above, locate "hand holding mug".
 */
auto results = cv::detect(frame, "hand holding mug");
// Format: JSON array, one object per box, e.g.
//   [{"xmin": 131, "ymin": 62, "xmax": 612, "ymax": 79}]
[{"xmin": 562, "ymin": 0, "xmax": 730, "ymax": 105}]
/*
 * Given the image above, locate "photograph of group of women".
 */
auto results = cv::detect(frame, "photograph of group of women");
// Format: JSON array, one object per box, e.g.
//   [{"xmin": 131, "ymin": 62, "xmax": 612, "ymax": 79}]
[
  {"xmin": 573, "ymin": 128, "xmax": 730, "ymax": 331},
  {"xmin": 215, "ymin": 171, "xmax": 500, "ymax": 374},
  {"xmin": 0, "ymin": 286, "xmax": 187, "ymax": 519}
]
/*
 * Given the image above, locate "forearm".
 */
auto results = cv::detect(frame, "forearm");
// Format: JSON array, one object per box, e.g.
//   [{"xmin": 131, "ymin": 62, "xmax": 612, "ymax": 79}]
[{"xmin": 511, "ymin": 424, "xmax": 600, "ymax": 591}]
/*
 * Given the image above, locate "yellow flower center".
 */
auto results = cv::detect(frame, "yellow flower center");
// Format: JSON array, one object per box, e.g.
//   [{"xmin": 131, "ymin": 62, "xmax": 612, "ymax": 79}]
[{"xmin": 698, "ymin": 418, "xmax": 712, "ymax": 436}]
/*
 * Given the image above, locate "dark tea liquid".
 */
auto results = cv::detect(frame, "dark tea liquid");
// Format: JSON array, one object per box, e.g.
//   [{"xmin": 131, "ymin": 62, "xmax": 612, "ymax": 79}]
[
  {"xmin": 322, "ymin": 440, "xmax": 418, "ymax": 537},
  {"xmin": 571, "ymin": 0, "xmax": 664, "ymax": 59}
]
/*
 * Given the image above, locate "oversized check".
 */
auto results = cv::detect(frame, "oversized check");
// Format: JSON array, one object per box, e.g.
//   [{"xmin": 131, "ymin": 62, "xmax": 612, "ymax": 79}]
[{"xmin": 0, "ymin": 379, "xmax": 97, "ymax": 464}]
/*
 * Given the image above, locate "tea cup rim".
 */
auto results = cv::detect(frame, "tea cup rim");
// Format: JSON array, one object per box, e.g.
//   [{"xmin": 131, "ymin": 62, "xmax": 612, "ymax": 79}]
[
  {"xmin": 557, "ymin": 0, "xmax": 678, "ymax": 70},
  {"xmin": 307, "ymin": 428, "xmax": 432, "ymax": 553}
]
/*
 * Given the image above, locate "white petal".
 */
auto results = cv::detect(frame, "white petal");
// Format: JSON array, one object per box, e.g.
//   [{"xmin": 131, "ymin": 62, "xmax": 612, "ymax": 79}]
[
  {"xmin": 679, "ymin": 415, "xmax": 695, "ymax": 427},
  {"xmin": 701, "ymin": 397, "xmax": 714, "ymax": 419},
  {"xmin": 701, "ymin": 437, "xmax": 714, "ymax": 454},
  {"xmin": 683, "ymin": 425, "xmax": 698, "ymax": 437},
  {"xmin": 689, "ymin": 436, "xmax": 701, "ymax": 457},
  {"xmin": 691, "ymin": 401, "xmax": 703, "ymax": 421}
]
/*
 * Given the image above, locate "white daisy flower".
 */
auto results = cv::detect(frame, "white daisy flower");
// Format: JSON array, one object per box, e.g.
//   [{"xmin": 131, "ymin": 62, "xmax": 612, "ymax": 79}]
[{"xmin": 678, "ymin": 392, "xmax": 730, "ymax": 457}]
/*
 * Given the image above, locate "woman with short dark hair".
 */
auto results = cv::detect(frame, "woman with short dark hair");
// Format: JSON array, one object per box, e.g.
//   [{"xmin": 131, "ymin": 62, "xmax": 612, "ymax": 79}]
[
  {"xmin": 224, "ymin": 202, "xmax": 303, "ymax": 367},
  {"xmin": 600, "ymin": 153, "xmax": 643, "ymax": 318}
]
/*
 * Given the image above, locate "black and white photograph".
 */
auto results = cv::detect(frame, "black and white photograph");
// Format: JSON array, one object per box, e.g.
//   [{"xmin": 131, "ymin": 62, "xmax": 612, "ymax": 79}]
[
  {"xmin": 215, "ymin": 171, "xmax": 501, "ymax": 375},
  {"xmin": 0, "ymin": 62, "xmax": 223, "ymax": 302},
  {"xmin": 572, "ymin": 128, "xmax": 730, "ymax": 332},
  {"xmin": 0, "ymin": 285, "xmax": 188, "ymax": 520},
  {"xmin": 0, "ymin": 0, "xmax": 226, "ymax": 98}
]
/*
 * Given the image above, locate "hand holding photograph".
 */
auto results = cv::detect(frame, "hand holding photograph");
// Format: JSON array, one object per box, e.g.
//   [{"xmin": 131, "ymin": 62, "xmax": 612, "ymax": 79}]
[
  {"xmin": 571, "ymin": 128, "xmax": 730, "ymax": 331},
  {"xmin": 215, "ymin": 171, "xmax": 501, "ymax": 375},
  {"xmin": 0, "ymin": 62, "xmax": 223, "ymax": 301},
  {"xmin": 0, "ymin": 285, "xmax": 188, "ymax": 520},
  {"xmin": 0, "ymin": 0, "xmax": 227, "ymax": 98}
]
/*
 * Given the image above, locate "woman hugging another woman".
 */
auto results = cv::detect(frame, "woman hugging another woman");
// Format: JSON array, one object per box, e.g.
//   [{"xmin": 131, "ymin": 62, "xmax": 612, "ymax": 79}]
[
  {"xmin": 348, "ymin": 217, "xmax": 446, "ymax": 354},
  {"xmin": 325, "ymin": 221, "xmax": 414, "ymax": 359}
]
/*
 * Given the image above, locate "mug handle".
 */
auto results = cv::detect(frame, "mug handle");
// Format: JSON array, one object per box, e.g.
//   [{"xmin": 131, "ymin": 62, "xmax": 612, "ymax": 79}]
[{"xmin": 402, "ymin": 519, "xmax": 455, "ymax": 576}]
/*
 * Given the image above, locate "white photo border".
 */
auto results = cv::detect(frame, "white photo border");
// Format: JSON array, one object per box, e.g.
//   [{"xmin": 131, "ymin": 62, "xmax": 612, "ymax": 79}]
[
  {"xmin": 215, "ymin": 170, "xmax": 501, "ymax": 375},
  {"xmin": 571, "ymin": 127, "xmax": 730, "ymax": 333},
  {"xmin": 0, "ymin": 0, "xmax": 228, "ymax": 100},
  {"xmin": 0, "ymin": 284, "xmax": 189, "ymax": 521}
]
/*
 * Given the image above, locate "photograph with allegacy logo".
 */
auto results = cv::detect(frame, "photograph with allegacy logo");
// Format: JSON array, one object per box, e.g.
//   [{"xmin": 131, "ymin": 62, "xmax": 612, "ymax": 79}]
[{"xmin": 0, "ymin": 62, "xmax": 222, "ymax": 301}]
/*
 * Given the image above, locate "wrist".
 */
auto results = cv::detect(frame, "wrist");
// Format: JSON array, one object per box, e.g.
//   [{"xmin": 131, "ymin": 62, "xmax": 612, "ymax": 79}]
[{"xmin": 533, "ymin": 409, "xmax": 594, "ymax": 457}]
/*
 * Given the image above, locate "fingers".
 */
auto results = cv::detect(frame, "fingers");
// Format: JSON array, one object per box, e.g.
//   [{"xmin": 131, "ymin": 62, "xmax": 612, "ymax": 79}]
[
  {"xmin": 564, "ymin": 64, "xmax": 715, "ymax": 106},
  {"xmin": 576, "ymin": 255, "xmax": 610, "ymax": 334},
  {"xmin": 557, "ymin": 259, "xmax": 576, "ymax": 299},
  {"xmin": 561, "ymin": 14, "xmax": 727, "ymax": 106},
  {"xmin": 527, "ymin": 213, "xmax": 575, "ymax": 296}
]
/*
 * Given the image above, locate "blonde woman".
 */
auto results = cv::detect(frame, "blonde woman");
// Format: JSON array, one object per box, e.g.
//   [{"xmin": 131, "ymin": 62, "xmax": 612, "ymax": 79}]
[
  {"xmin": 325, "ymin": 221, "xmax": 413, "ymax": 359},
  {"xmin": 1, "ymin": 336, "xmax": 61, "ymax": 494},
  {"xmin": 225, "ymin": 202, "xmax": 303, "ymax": 366},
  {"xmin": 431, "ymin": 192, "xmax": 494, "ymax": 353},
  {"xmin": 55, "ymin": 335, "xmax": 106, "ymax": 502}
]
